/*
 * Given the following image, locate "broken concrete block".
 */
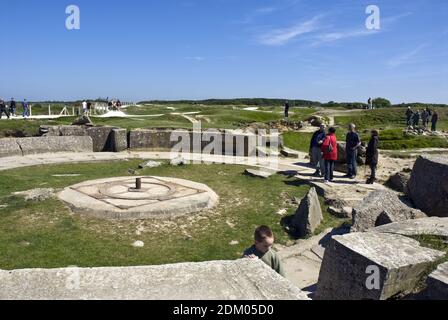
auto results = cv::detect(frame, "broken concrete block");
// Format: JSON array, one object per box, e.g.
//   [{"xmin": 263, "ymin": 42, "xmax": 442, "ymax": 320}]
[
  {"xmin": 351, "ymin": 190, "xmax": 426, "ymax": 232},
  {"xmin": 291, "ymin": 187, "xmax": 323, "ymax": 237},
  {"xmin": 316, "ymin": 232, "xmax": 445, "ymax": 300}
]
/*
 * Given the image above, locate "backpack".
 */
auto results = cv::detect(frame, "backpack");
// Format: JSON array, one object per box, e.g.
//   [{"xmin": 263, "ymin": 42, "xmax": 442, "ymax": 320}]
[{"xmin": 323, "ymin": 136, "xmax": 333, "ymax": 153}]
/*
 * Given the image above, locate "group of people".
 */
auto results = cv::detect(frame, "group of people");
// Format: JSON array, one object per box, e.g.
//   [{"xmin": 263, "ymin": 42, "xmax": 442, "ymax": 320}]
[
  {"xmin": 406, "ymin": 106, "xmax": 439, "ymax": 131},
  {"xmin": 310, "ymin": 123, "xmax": 379, "ymax": 185},
  {"xmin": 0, "ymin": 98, "xmax": 30, "ymax": 119}
]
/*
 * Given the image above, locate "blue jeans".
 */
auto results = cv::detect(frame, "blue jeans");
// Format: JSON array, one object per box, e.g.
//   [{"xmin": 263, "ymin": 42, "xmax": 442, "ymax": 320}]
[
  {"xmin": 23, "ymin": 106, "xmax": 29, "ymax": 117},
  {"xmin": 346, "ymin": 150, "xmax": 357, "ymax": 177},
  {"xmin": 325, "ymin": 160, "xmax": 335, "ymax": 181}
]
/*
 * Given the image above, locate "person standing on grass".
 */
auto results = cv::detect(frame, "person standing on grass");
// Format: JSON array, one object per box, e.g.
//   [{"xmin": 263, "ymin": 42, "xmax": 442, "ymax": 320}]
[
  {"xmin": 22, "ymin": 99, "xmax": 30, "ymax": 118},
  {"xmin": 243, "ymin": 225, "xmax": 285, "ymax": 277},
  {"xmin": 365, "ymin": 130, "xmax": 379, "ymax": 184},
  {"xmin": 431, "ymin": 111, "xmax": 439, "ymax": 132},
  {"xmin": 284, "ymin": 100, "xmax": 290, "ymax": 118},
  {"xmin": 421, "ymin": 109, "xmax": 427, "ymax": 129},
  {"xmin": 413, "ymin": 110, "xmax": 420, "ymax": 127},
  {"xmin": 345, "ymin": 124, "xmax": 361, "ymax": 179},
  {"xmin": 406, "ymin": 107, "xmax": 413, "ymax": 126},
  {"xmin": 321, "ymin": 127, "xmax": 338, "ymax": 184},
  {"xmin": 310, "ymin": 125, "xmax": 326, "ymax": 177}
]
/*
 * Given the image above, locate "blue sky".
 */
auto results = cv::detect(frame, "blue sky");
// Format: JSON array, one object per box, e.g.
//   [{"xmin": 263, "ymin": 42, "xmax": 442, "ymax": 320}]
[{"xmin": 1, "ymin": 0, "xmax": 447, "ymax": 103}]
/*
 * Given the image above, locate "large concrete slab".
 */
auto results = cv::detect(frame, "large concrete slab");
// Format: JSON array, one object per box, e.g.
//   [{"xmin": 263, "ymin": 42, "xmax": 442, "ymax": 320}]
[
  {"xmin": 0, "ymin": 138, "xmax": 22, "ymax": 158},
  {"xmin": 408, "ymin": 155, "xmax": 448, "ymax": 217},
  {"xmin": 316, "ymin": 232, "xmax": 445, "ymax": 300},
  {"xmin": 0, "ymin": 259, "xmax": 309, "ymax": 300},
  {"xmin": 372, "ymin": 217, "xmax": 448, "ymax": 237},
  {"xmin": 17, "ymin": 136, "xmax": 94, "ymax": 155}
]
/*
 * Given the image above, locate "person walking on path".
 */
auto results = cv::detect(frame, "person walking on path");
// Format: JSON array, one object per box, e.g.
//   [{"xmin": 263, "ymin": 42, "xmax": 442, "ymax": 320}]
[
  {"xmin": 365, "ymin": 130, "xmax": 379, "ymax": 185},
  {"xmin": 345, "ymin": 124, "xmax": 361, "ymax": 179},
  {"xmin": 22, "ymin": 99, "xmax": 30, "ymax": 118},
  {"xmin": 9, "ymin": 98, "xmax": 16, "ymax": 117},
  {"xmin": 82, "ymin": 100, "xmax": 88, "ymax": 115},
  {"xmin": 431, "ymin": 111, "xmax": 439, "ymax": 132},
  {"xmin": 310, "ymin": 125, "xmax": 326, "ymax": 177},
  {"xmin": 0, "ymin": 98, "xmax": 10, "ymax": 119},
  {"xmin": 321, "ymin": 127, "xmax": 338, "ymax": 184}
]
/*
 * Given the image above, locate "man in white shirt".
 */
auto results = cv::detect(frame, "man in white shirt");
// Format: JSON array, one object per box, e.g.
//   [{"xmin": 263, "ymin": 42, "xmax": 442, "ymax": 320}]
[{"xmin": 82, "ymin": 101, "xmax": 87, "ymax": 114}]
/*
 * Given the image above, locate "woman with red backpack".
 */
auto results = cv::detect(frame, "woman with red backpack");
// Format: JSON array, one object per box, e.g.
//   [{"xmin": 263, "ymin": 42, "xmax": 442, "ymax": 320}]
[{"xmin": 321, "ymin": 127, "xmax": 338, "ymax": 183}]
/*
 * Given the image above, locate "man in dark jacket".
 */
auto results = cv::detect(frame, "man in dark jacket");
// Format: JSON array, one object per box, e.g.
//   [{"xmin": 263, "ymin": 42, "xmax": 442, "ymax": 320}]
[
  {"xmin": 309, "ymin": 125, "xmax": 326, "ymax": 177},
  {"xmin": 0, "ymin": 98, "xmax": 10, "ymax": 119},
  {"xmin": 284, "ymin": 101, "xmax": 290, "ymax": 118},
  {"xmin": 345, "ymin": 124, "xmax": 361, "ymax": 179},
  {"xmin": 405, "ymin": 107, "xmax": 413, "ymax": 126},
  {"xmin": 413, "ymin": 110, "xmax": 420, "ymax": 127},
  {"xmin": 365, "ymin": 130, "xmax": 379, "ymax": 184},
  {"xmin": 10, "ymin": 98, "xmax": 16, "ymax": 117},
  {"xmin": 431, "ymin": 111, "xmax": 439, "ymax": 132}
]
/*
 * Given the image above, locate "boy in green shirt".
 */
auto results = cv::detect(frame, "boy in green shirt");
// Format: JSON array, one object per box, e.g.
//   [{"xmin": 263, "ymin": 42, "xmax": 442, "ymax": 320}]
[{"xmin": 243, "ymin": 225, "xmax": 285, "ymax": 277}]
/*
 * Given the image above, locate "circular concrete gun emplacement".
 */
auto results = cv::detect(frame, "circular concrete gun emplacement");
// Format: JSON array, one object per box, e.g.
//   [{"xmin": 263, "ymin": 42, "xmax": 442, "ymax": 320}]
[{"xmin": 58, "ymin": 176, "xmax": 219, "ymax": 220}]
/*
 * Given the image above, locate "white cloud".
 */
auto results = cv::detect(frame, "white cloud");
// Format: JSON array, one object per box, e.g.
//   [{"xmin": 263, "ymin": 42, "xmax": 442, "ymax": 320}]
[
  {"xmin": 257, "ymin": 16, "xmax": 321, "ymax": 46},
  {"xmin": 388, "ymin": 45, "xmax": 427, "ymax": 67},
  {"xmin": 185, "ymin": 56, "xmax": 206, "ymax": 62},
  {"xmin": 310, "ymin": 29, "xmax": 380, "ymax": 46}
]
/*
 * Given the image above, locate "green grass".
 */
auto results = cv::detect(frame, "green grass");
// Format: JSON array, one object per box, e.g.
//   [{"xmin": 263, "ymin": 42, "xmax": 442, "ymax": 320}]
[
  {"xmin": 0, "ymin": 161, "xmax": 345, "ymax": 270},
  {"xmin": 282, "ymin": 132, "xmax": 313, "ymax": 152}
]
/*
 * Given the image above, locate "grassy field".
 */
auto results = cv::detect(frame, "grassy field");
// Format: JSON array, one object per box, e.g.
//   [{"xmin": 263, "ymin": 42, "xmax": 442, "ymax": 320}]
[
  {"xmin": 283, "ymin": 108, "xmax": 448, "ymax": 152},
  {"xmin": 0, "ymin": 104, "xmax": 315, "ymax": 137},
  {"xmin": 0, "ymin": 161, "xmax": 346, "ymax": 270}
]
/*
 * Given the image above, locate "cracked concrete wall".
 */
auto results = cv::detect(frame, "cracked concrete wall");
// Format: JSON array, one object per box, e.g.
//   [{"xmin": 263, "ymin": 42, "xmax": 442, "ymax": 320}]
[{"xmin": 0, "ymin": 136, "xmax": 93, "ymax": 158}]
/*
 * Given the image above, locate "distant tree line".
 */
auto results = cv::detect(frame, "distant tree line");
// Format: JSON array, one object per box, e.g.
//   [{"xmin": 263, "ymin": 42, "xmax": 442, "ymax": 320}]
[{"xmin": 25, "ymin": 97, "xmax": 448, "ymax": 109}]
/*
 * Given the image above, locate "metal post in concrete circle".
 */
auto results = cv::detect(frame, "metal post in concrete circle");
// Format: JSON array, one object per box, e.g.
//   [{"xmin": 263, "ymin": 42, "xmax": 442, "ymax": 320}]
[{"xmin": 136, "ymin": 178, "xmax": 142, "ymax": 190}]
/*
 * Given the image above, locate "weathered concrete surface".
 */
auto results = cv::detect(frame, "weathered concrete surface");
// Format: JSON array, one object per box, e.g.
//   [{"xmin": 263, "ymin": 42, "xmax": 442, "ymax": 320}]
[
  {"xmin": 276, "ymin": 227, "xmax": 350, "ymax": 293},
  {"xmin": 281, "ymin": 147, "xmax": 300, "ymax": 158},
  {"xmin": 128, "ymin": 129, "xmax": 279, "ymax": 157},
  {"xmin": 58, "ymin": 176, "xmax": 219, "ymax": 220},
  {"xmin": 426, "ymin": 262, "xmax": 448, "ymax": 300},
  {"xmin": 0, "ymin": 138, "xmax": 22, "ymax": 158},
  {"xmin": 316, "ymin": 232, "xmax": 445, "ymax": 300},
  {"xmin": 387, "ymin": 171, "xmax": 411, "ymax": 193},
  {"xmin": 40, "ymin": 125, "xmax": 88, "ymax": 137},
  {"xmin": 18, "ymin": 136, "xmax": 94, "ymax": 155},
  {"xmin": 291, "ymin": 187, "xmax": 323, "ymax": 237},
  {"xmin": 0, "ymin": 259, "xmax": 308, "ymax": 300},
  {"xmin": 407, "ymin": 155, "xmax": 448, "ymax": 217},
  {"xmin": 111, "ymin": 129, "xmax": 127, "ymax": 152},
  {"xmin": 40, "ymin": 125, "xmax": 118, "ymax": 152},
  {"xmin": 86, "ymin": 126, "xmax": 117, "ymax": 152},
  {"xmin": 351, "ymin": 190, "xmax": 426, "ymax": 232},
  {"xmin": 129, "ymin": 129, "xmax": 176, "ymax": 150},
  {"xmin": 372, "ymin": 217, "xmax": 448, "ymax": 238},
  {"xmin": 0, "ymin": 137, "xmax": 93, "ymax": 157}
]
